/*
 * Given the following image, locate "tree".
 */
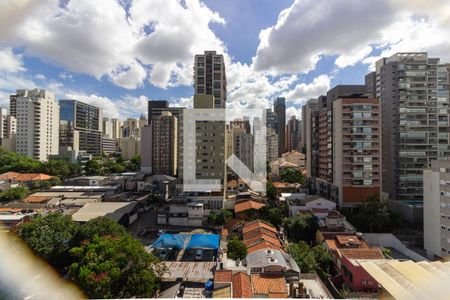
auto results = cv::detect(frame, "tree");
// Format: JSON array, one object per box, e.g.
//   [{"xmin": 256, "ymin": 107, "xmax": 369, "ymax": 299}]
[
  {"xmin": 280, "ymin": 168, "xmax": 304, "ymax": 184},
  {"xmin": 287, "ymin": 242, "xmax": 334, "ymax": 278},
  {"xmin": 84, "ymin": 159, "xmax": 101, "ymax": 175},
  {"xmin": 283, "ymin": 214, "xmax": 318, "ymax": 243},
  {"xmin": 346, "ymin": 196, "xmax": 404, "ymax": 233},
  {"xmin": 260, "ymin": 205, "xmax": 287, "ymax": 228},
  {"xmin": 0, "ymin": 186, "xmax": 29, "ymax": 202},
  {"xmin": 227, "ymin": 239, "xmax": 247, "ymax": 260},
  {"xmin": 72, "ymin": 217, "xmax": 127, "ymax": 245},
  {"xmin": 0, "ymin": 147, "xmax": 41, "ymax": 173},
  {"xmin": 16, "ymin": 213, "xmax": 80, "ymax": 268},
  {"xmin": 266, "ymin": 181, "xmax": 276, "ymax": 201},
  {"xmin": 69, "ymin": 235, "xmax": 161, "ymax": 299},
  {"xmin": 221, "ymin": 209, "xmax": 233, "ymax": 222}
]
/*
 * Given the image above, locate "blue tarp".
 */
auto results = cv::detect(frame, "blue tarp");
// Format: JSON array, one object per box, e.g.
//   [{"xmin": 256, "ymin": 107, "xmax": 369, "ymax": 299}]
[
  {"xmin": 186, "ymin": 234, "xmax": 220, "ymax": 250},
  {"xmin": 152, "ymin": 234, "xmax": 187, "ymax": 249}
]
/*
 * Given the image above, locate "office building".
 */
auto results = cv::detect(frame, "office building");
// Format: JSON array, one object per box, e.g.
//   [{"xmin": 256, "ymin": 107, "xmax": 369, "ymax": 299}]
[
  {"xmin": 59, "ymin": 99, "xmax": 102, "ymax": 156},
  {"xmin": 122, "ymin": 118, "xmax": 140, "ymax": 138},
  {"xmin": 376, "ymin": 53, "xmax": 450, "ymax": 200},
  {"xmin": 194, "ymin": 51, "xmax": 227, "ymax": 108},
  {"xmin": 101, "ymin": 137, "xmax": 117, "ymax": 155},
  {"xmin": 141, "ymin": 111, "xmax": 178, "ymax": 176},
  {"xmin": 274, "ymin": 97, "xmax": 286, "ymax": 157},
  {"xmin": 286, "ymin": 115, "xmax": 301, "ymax": 152},
  {"xmin": 424, "ymin": 160, "xmax": 450, "ymax": 258},
  {"xmin": 332, "ymin": 97, "xmax": 381, "ymax": 207},
  {"xmin": 14, "ymin": 89, "xmax": 59, "ymax": 161}
]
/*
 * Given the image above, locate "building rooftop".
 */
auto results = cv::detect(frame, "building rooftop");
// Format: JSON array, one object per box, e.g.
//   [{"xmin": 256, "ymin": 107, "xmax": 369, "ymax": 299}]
[
  {"xmin": 250, "ymin": 274, "xmax": 288, "ymax": 298},
  {"xmin": 162, "ymin": 262, "xmax": 216, "ymax": 282},
  {"xmin": 71, "ymin": 202, "xmax": 136, "ymax": 222},
  {"xmin": 242, "ymin": 219, "xmax": 277, "ymax": 235},
  {"xmin": 0, "ymin": 172, "xmax": 53, "ymax": 182},
  {"xmin": 339, "ymin": 248, "xmax": 384, "ymax": 260},
  {"xmin": 232, "ymin": 272, "xmax": 253, "ymax": 298},
  {"xmin": 359, "ymin": 260, "xmax": 450, "ymax": 300},
  {"xmin": 234, "ymin": 200, "xmax": 265, "ymax": 213},
  {"xmin": 214, "ymin": 270, "xmax": 232, "ymax": 283}
]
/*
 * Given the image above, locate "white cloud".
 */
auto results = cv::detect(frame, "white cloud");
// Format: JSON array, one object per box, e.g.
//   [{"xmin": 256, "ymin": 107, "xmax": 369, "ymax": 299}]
[
  {"xmin": 34, "ymin": 74, "xmax": 46, "ymax": 80},
  {"xmin": 282, "ymin": 74, "xmax": 330, "ymax": 106},
  {"xmin": 1, "ymin": 0, "xmax": 226, "ymax": 90},
  {"xmin": 252, "ymin": 0, "xmax": 450, "ymax": 74},
  {"xmin": 0, "ymin": 47, "xmax": 25, "ymax": 73},
  {"xmin": 286, "ymin": 106, "xmax": 302, "ymax": 120}
]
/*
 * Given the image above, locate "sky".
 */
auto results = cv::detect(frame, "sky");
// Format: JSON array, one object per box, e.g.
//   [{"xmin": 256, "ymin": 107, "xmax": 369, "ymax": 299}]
[{"xmin": 0, "ymin": 0, "xmax": 449, "ymax": 121}]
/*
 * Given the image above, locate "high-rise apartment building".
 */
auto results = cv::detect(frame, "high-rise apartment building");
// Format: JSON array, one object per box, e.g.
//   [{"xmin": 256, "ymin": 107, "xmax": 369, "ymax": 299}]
[
  {"xmin": 424, "ymin": 160, "xmax": 450, "ymax": 258},
  {"xmin": 190, "ymin": 94, "xmax": 225, "ymax": 186},
  {"xmin": 141, "ymin": 111, "xmax": 178, "ymax": 176},
  {"xmin": 227, "ymin": 119, "xmax": 253, "ymax": 171},
  {"xmin": 332, "ymin": 97, "xmax": 381, "ymax": 207},
  {"xmin": 59, "ymin": 99, "xmax": 102, "ymax": 156},
  {"xmin": 286, "ymin": 115, "xmax": 301, "ymax": 152},
  {"xmin": 194, "ymin": 51, "xmax": 227, "ymax": 108},
  {"xmin": 102, "ymin": 117, "xmax": 113, "ymax": 138},
  {"xmin": 147, "ymin": 100, "xmax": 185, "ymax": 178},
  {"xmin": 265, "ymin": 109, "xmax": 278, "ymax": 163},
  {"xmin": 274, "ymin": 97, "xmax": 286, "ymax": 157},
  {"xmin": 14, "ymin": 89, "xmax": 59, "ymax": 161},
  {"xmin": 9, "ymin": 93, "xmax": 18, "ymax": 117},
  {"xmin": 0, "ymin": 108, "xmax": 16, "ymax": 152},
  {"xmin": 301, "ymin": 99, "xmax": 318, "ymax": 177},
  {"xmin": 111, "ymin": 118, "xmax": 122, "ymax": 139},
  {"xmin": 375, "ymin": 53, "xmax": 450, "ymax": 200}
]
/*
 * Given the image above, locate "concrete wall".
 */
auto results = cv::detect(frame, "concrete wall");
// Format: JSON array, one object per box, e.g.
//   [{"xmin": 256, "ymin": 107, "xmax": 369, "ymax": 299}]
[{"xmin": 363, "ymin": 233, "xmax": 427, "ymax": 262}]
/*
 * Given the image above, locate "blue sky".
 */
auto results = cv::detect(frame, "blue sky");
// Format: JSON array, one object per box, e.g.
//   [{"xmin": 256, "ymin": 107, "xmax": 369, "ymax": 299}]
[{"xmin": 0, "ymin": 0, "xmax": 449, "ymax": 120}]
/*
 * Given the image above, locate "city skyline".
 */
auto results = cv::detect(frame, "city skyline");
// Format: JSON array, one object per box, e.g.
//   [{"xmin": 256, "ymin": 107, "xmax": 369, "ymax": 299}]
[{"xmin": 1, "ymin": 0, "xmax": 449, "ymax": 121}]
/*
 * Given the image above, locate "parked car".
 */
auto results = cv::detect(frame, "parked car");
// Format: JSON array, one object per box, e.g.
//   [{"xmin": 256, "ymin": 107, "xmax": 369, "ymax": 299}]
[{"xmin": 194, "ymin": 249, "xmax": 203, "ymax": 261}]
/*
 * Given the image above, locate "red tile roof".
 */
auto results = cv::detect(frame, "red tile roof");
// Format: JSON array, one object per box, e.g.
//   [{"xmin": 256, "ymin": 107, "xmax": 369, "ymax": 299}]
[
  {"xmin": 234, "ymin": 200, "xmax": 265, "ymax": 213},
  {"xmin": 339, "ymin": 248, "xmax": 384, "ymax": 260},
  {"xmin": 214, "ymin": 270, "xmax": 232, "ymax": 283},
  {"xmin": 243, "ymin": 226, "xmax": 278, "ymax": 241},
  {"xmin": 0, "ymin": 172, "xmax": 53, "ymax": 182},
  {"xmin": 242, "ymin": 220, "xmax": 277, "ymax": 235},
  {"xmin": 232, "ymin": 272, "xmax": 253, "ymax": 298},
  {"xmin": 244, "ymin": 234, "xmax": 282, "ymax": 249},
  {"xmin": 250, "ymin": 274, "xmax": 288, "ymax": 298},
  {"xmin": 0, "ymin": 172, "xmax": 20, "ymax": 181},
  {"xmin": 23, "ymin": 195, "xmax": 52, "ymax": 203},
  {"xmin": 247, "ymin": 240, "xmax": 284, "ymax": 254}
]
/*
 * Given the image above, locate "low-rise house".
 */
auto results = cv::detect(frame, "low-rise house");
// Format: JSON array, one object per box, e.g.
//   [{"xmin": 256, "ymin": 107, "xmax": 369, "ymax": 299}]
[
  {"xmin": 0, "ymin": 209, "xmax": 35, "ymax": 230},
  {"xmin": 324, "ymin": 234, "xmax": 384, "ymax": 292},
  {"xmin": 137, "ymin": 174, "xmax": 176, "ymax": 200},
  {"xmin": 0, "ymin": 172, "xmax": 54, "ymax": 186},
  {"xmin": 283, "ymin": 193, "xmax": 336, "ymax": 216},
  {"xmin": 71, "ymin": 202, "xmax": 138, "ymax": 226},
  {"xmin": 272, "ymin": 182, "xmax": 301, "ymax": 194},
  {"xmin": 242, "ymin": 220, "xmax": 284, "ymax": 254},
  {"xmin": 234, "ymin": 200, "xmax": 265, "ymax": 219},
  {"xmin": 246, "ymin": 248, "xmax": 300, "ymax": 281},
  {"xmin": 63, "ymin": 176, "xmax": 111, "ymax": 186},
  {"xmin": 251, "ymin": 274, "xmax": 289, "ymax": 298}
]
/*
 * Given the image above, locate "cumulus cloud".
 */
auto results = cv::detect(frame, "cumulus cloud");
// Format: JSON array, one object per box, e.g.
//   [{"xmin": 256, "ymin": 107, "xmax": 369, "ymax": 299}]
[
  {"xmin": 252, "ymin": 0, "xmax": 450, "ymax": 74},
  {"xmin": 1, "ymin": 0, "xmax": 226, "ymax": 90},
  {"xmin": 286, "ymin": 106, "xmax": 302, "ymax": 120},
  {"xmin": 282, "ymin": 74, "xmax": 330, "ymax": 106}
]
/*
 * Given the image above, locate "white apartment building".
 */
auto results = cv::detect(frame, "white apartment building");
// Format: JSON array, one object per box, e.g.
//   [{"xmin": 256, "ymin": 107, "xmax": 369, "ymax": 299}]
[
  {"xmin": 14, "ymin": 89, "xmax": 59, "ymax": 161},
  {"xmin": 424, "ymin": 160, "xmax": 450, "ymax": 258}
]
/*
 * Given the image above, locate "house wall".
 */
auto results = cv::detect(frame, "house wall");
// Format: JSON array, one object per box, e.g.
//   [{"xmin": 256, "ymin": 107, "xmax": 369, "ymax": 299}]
[{"xmin": 340, "ymin": 255, "xmax": 378, "ymax": 292}]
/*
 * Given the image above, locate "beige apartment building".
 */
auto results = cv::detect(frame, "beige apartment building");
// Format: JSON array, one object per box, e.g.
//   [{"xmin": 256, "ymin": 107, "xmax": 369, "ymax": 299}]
[
  {"xmin": 14, "ymin": 89, "xmax": 59, "ymax": 161},
  {"xmin": 332, "ymin": 97, "xmax": 381, "ymax": 207}
]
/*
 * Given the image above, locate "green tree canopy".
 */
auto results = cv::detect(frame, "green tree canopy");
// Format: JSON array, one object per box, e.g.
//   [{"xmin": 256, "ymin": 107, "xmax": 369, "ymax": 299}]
[
  {"xmin": 346, "ymin": 196, "xmax": 404, "ymax": 233},
  {"xmin": 0, "ymin": 186, "xmax": 29, "ymax": 202},
  {"xmin": 17, "ymin": 213, "xmax": 80, "ymax": 268},
  {"xmin": 84, "ymin": 159, "xmax": 102, "ymax": 175},
  {"xmin": 69, "ymin": 234, "xmax": 161, "ymax": 299},
  {"xmin": 260, "ymin": 204, "xmax": 288, "ymax": 228},
  {"xmin": 287, "ymin": 242, "xmax": 334, "ymax": 278},
  {"xmin": 280, "ymin": 168, "xmax": 305, "ymax": 184},
  {"xmin": 72, "ymin": 217, "xmax": 127, "ymax": 245},
  {"xmin": 266, "ymin": 181, "xmax": 276, "ymax": 201},
  {"xmin": 227, "ymin": 239, "xmax": 247, "ymax": 260},
  {"xmin": 283, "ymin": 214, "xmax": 318, "ymax": 243}
]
